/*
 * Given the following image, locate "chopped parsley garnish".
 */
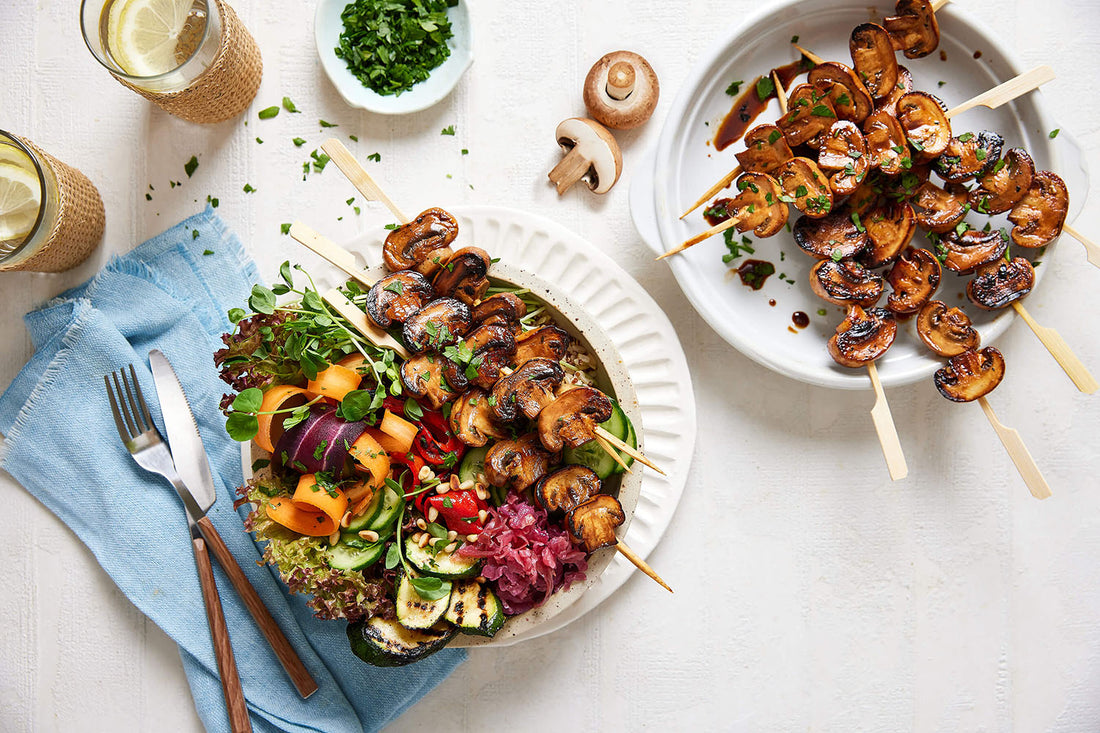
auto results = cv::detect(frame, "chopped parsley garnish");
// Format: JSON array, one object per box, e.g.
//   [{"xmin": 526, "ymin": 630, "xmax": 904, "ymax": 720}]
[
  {"xmin": 811, "ymin": 104, "xmax": 836, "ymax": 118},
  {"xmin": 851, "ymin": 212, "xmax": 865, "ymax": 233},
  {"xmin": 756, "ymin": 76, "xmax": 776, "ymax": 101},
  {"xmin": 726, "ymin": 79, "xmax": 744, "ymax": 96},
  {"xmin": 319, "ymin": 119, "xmax": 338, "ymax": 128},
  {"xmin": 184, "ymin": 155, "xmax": 199, "ymax": 178},
  {"xmin": 767, "ymin": 129, "xmax": 782, "ymax": 144},
  {"xmin": 258, "ymin": 106, "xmax": 279, "ymax": 120},
  {"xmin": 282, "ymin": 97, "xmax": 300, "ymax": 113},
  {"xmin": 292, "ymin": 137, "xmax": 307, "ymax": 147},
  {"xmin": 1049, "ymin": 129, "xmax": 1060, "ymax": 139},
  {"xmin": 957, "ymin": 132, "xmax": 974, "ymax": 143},
  {"xmin": 441, "ymin": 125, "xmax": 456, "ymax": 136},
  {"xmin": 280, "ymin": 223, "xmax": 291, "ymax": 235},
  {"xmin": 243, "ymin": 183, "xmax": 256, "ymax": 193}
]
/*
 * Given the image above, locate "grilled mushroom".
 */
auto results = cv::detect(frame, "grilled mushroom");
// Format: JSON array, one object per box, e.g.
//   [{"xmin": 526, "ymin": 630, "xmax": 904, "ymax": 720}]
[
  {"xmin": 808, "ymin": 62, "xmax": 874, "ymax": 123},
  {"xmin": 916, "ymin": 300, "xmax": 980, "ymax": 357},
  {"xmin": 933, "ymin": 131, "xmax": 1004, "ymax": 183},
  {"xmin": 778, "ymin": 84, "xmax": 839, "ymax": 148},
  {"xmin": 383, "ymin": 208, "xmax": 460, "ymax": 271},
  {"xmin": 402, "ymin": 298, "xmax": 471, "ymax": 353},
  {"xmin": 896, "ymin": 92, "xmax": 952, "ymax": 156},
  {"xmin": 966, "ymin": 257, "xmax": 1035, "ymax": 310},
  {"xmin": 885, "ymin": 246, "xmax": 941, "ymax": 314},
  {"xmin": 884, "ymin": 0, "xmax": 940, "ymax": 59},
  {"xmin": 484, "ymin": 433, "xmax": 559, "ymax": 491},
  {"xmin": 827, "ymin": 305, "xmax": 898, "ymax": 368},
  {"xmin": 364, "ymin": 271, "xmax": 434, "ymax": 329},
  {"xmin": 449, "ymin": 387, "xmax": 509, "ymax": 447},
  {"xmin": 817, "ymin": 121, "xmax": 871, "ymax": 196},
  {"xmin": 875, "ymin": 65, "xmax": 913, "ymax": 117},
  {"xmin": 567, "ymin": 494, "xmax": 625, "ymax": 552},
  {"xmin": 537, "ymin": 386, "xmax": 614, "ymax": 452},
  {"xmin": 810, "ymin": 259, "xmax": 884, "ymax": 307},
  {"xmin": 793, "ymin": 210, "xmax": 869, "ymax": 260},
  {"xmin": 850, "ymin": 23, "xmax": 899, "ymax": 99},
  {"xmin": 513, "ymin": 325, "xmax": 572, "ymax": 366},
  {"xmin": 860, "ymin": 201, "xmax": 917, "ymax": 268},
  {"xmin": 401, "ymin": 354, "xmax": 459, "ymax": 410},
  {"xmin": 442, "ymin": 324, "xmax": 516, "ymax": 391},
  {"xmin": 490, "ymin": 358, "xmax": 564, "ymax": 421},
  {"xmin": 471, "ymin": 292, "xmax": 527, "ymax": 329},
  {"xmin": 910, "ymin": 180, "xmax": 969, "ymax": 234},
  {"xmin": 735, "ymin": 124, "xmax": 795, "ymax": 175},
  {"xmin": 934, "ymin": 347, "xmax": 1005, "ymax": 402},
  {"xmin": 940, "ymin": 226, "xmax": 1008, "ymax": 274},
  {"xmin": 775, "ymin": 157, "xmax": 834, "ymax": 218},
  {"xmin": 726, "ymin": 173, "xmax": 790, "ymax": 237},
  {"xmin": 968, "ymin": 147, "xmax": 1035, "ymax": 215},
  {"xmin": 863, "ymin": 109, "xmax": 910, "ymax": 176},
  {"xmin": 533, "ymin": 465, "xmax": 602, "ymax": 515},
  {"xmin": 413, "ymin": 247, "xmax": 453, "ymax": 279},
  {"xmin": 432, "ymin": 247, "xmax": 491, "ymax": 305},
  {"xmin": 1007, "ymin": 171, "xmax": 1069, "ymax": 248}
]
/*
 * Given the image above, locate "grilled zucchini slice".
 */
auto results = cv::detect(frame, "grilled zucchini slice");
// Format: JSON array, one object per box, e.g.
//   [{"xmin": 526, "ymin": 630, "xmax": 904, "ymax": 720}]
[{"xmin": 347, "ymin": 616, "xmax": 456, "ymax": 667}]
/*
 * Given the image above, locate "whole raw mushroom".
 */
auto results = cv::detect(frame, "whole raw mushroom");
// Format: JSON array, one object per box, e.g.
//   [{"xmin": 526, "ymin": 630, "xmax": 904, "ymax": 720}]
[
  {"xmin": 583, "ymin": 50, "xmax": 660, "ymax": 130},
  {"xmin": 548, "ymin": 118, "xmax": 623, "ymax": 195}
]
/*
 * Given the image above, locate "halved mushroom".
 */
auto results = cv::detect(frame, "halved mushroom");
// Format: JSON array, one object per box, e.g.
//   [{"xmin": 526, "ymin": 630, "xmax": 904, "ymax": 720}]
[
  {"xmin": 364, "ymin": 270, "xmax": 434, "ymax": 329},
  {"xmin": 968, "ymin": 148, "xmax": 1035, "ymax": 215},
  {"xmin": 808, "ymin": 62, "xmax": 874, "ymax": 123},
  {"xmin": 778, "ymin": 84, "xmax": 839, "ymax": 148},
  {"xmin": 484, "ymin": 433, "xmax": 560, "ymax": 491},
  {"xmin": 863, "ymin": 109, "xmax": 909, "ymax": 176},
  {"xmin": 933, "ymin": 131, "xmax": 1004, "ymax": 183},
  {"xmin": 875, "ymin": 65, "xmax": 913, "ymax": 117},
  {"xmin": 910, "ymin": 180, "xmax": 969, "ymax": 234},
  {"xmin": 402, "ymin": 298, "xmax": 471, "ymax": 353},
  {"xmin": 490, "ymin": 358, "xmax": 564, "ymax": 422},
  {"xmin": 549, "ymin": 118, "xmax": 623, "ymax": 195},
  {"xmin": 846, "ymin": 178, "xmax": 881, "ymax": 218},
  {"xmin": 400, "ymin": 354, "xmax": 459, "ymax": 410},
  {"xmin": 966, "ymin": 257, "xmax": 1035, "ymax": 310},
  {"xmin": 934, "ymin": 347, "xmax": 1005, "ymax": 403},
  {"xmin": 442, "ymin": 324, "xmax": 516, "ymax": 391},
  {"xmin": 884, "ymin": 0, "xmax": 940, "ymax": 59},
  {"xmin": 885, "ymin": 246, "xmax": 941, "ymax": 314},
  {"xmin": 537, "ymin": 386, "xmax": 614, "ymax": 452},
  {"xmin": 940, "ymin": 227, "xmax": 1008, "ymax": 274},
  {"xmin": 513, "ymin": 325, "xmax": 572, "ymax": 366},
  {"xmin": 793, "ymin": 210, "xmax": 869, "ymax": 260},
  {"xmin": 383, "ymin": 208, "xmax": 460, "ymax": 271},
  {"xmin": 735, "ymin": 124, "xmax": 794, "ymax": 175},
  {"xmin": 850, "ymin": 23, "xmax": 899, "ymax": 99},
  {"xmin": 533, "ymin": 465, "xmax": 602, "ymax": 515},
  {"xmin": 916, "ymin": 300, "xmax": 980, "ymax": 357},
  {"xmin": 567, "ymin": 494, "xmax": 625, "ymax": 552},
  {"xmin": 817, "ymin": 121, "xmax": 870, "ymax": 196},
  {"xmin": 471, "ymin": 292, "xmax": 528, "ymax": 329},
  {"xmin": 413, "ymin": 246, "xmax": 454, "ymax": 279},
  {"xmin": 827, "ymin": 305, "xmax": 898, "ymax": 368},
  {"xmin": 896, "ymin": 92, "xmax": 952, "ymax": 156},
  {"xmin": 726, "ymin": 173, "xmax": 789, "ymax": 237},
  {"xmin": 810, "ymin": 259, "xmax": 884, "ymax": 307},
  {"xmin": 449, "ymin": 387, "xmax": 510, "ymax": 447},
  {"xmin": 860, "ymin": 201, "xmax": 917, "ymax": 268},
  {"xmin": 775, "ymin": 158, "xmax": 833, "ymax": 218},
  {"xmin": 1007, "ymin": 171, "xmax": 1069, "ymax": 248},
  {"xmin": 431, "ymin": 246, "xmax": 491, "ymax": 306}
]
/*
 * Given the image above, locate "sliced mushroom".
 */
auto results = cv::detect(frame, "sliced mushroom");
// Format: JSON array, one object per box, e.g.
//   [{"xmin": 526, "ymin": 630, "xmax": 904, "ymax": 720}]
[
  {"xmin": 940, "ymin": 227, "xmax": 1008, "ymax": 274},
  {"xmin": 859, "ymin": 201, "xmax": 916, "ymax": 268},
  {"xmin": 449, "ymin": 387, "xmax": 509, "ymax": 447},
  {"xmin": 364, "ymin": 271, "xmax": 434, "ymax": 329},
  {"xmin": 549, "ymin": 118, "xmax": 623, "ymax": 195},
  {"xmin": 847, "ymin": 178, "xmax": 882, "ymax": 218},
  {"xmin": 817, "ymin": 121, "xmax": 871, "ymax": 196},
  {"xmin": 863, "ymin": 109, "xmax": 910, "ymax": 176},
  {"xmin": 910, "ymin": 180, "xmax": 969, "ymax": 234},
  {"xmin": 793, "ymin": 210, "xmax": 869, "ymax": 260},
  {"xmin": 810, "ymin": 259, "xmax": 884, "ymax": 307},
  {"xmin": 484, "ymin": 433, "xmax": 560, "ymax": 491},
  {"xmin": 413, "ymin": 246, "xmax": 454, "ymax": 279},
  {"xmin": 885, "ymin": 246, "xmax": 941, "ymax": 314},
  {"xmin": 968, "ymin": 148, "xmax": 1035, "ymax": 215},
  {"xmin": 513, "ymin": 325, "xmax": 572, "ymax": 366},
  {"xmin": 735, "ymin": 124, "xmax": 794, "ymax": 175},
  {"xmin": 808, "ymin": 63, "xmax": 875, "ymax": 123},
  {"xmin": 442, "ymin": 324, "xmax": 516, "ymax": 391},
  {"xmin": 726, "ymin": 173, "xmax": 789, "ymax": 237},
  {"xmin": 402, "ymin": 298, "xmax": 471, "ymax": 353},
  {"xmin": 567, "ymin": 494, "xmax": 625, "ymax": 552},
  {"xmin": 537, "ymin": 386, "xmax": 614, "ymax": 452},
  {"xmin": 916, "ymin": 300, "xmax": 980, "ymax": 357},
  {"xmin": 875, "ymin": 65, "xmax": 913, "ymax": 118},
  {"xmin": 490, "ymin": 358, "xmax": 564, "ymax": 421},
  {"xmin": 775, "ymin": 157, "xmax": 834, "ymax": 218},
  {"xmin": 400, "ymin": 354, "xmax": 459, "ymax": 410},
  {"xmin": 850, "ymin": 23, "xmax": 900, "ymax": 99},
  {"xmin": 966, "ymin": 257, "xmax": 1035, "ymax": 310},
  {"xmin": 827, "ymin": 305, "xmax": 898, "ymax": 368},
  {"xmin": 383, "ymin": 208, "xmax": 459, "ymax": 272},
  {"xmin": 896, "ymin": 92, "xmax": 952, "ymax": 156},
  {"xmin": 471, "ymin": 292, "xmax": 528, "ymax": 329},
  {"xmin": 533, "ymin": 465, "xmax": 602, "ymax": 515},
  {"xmin": 583, "ymin": 50, "xmax": 660, "ymax": 130},
  {"xmin": 1007, "ymin": 171, "xmax": 1069, "ymax": 248},
  {"xmin": 933, "ymin": 131, "xmax": 1004, "ymax": 183},
  {"xmin": 432, "ymin": 246, "xmax": 491, "ymax": 305},
  {"xmin": 934, "ymin": 347, "xmax": 1005, "ymax": 403},
  {"xmin": 884, "ymin": 0, "xmax": 940, "ymax": 59},
  {"xmin": 778, "ymin": 84, "xmax": 839, "ymax": 148}
]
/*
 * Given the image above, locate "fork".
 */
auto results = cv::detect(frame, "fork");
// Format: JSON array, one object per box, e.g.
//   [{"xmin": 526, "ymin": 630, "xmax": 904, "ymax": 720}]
[{"xmin": 105, "ymin": 365, "xmax": 252, "ymax": 733}]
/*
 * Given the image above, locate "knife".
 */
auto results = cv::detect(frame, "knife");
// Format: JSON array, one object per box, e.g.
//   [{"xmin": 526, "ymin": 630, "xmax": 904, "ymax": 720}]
[{"xmin": 149, "ymin": 350, "xmax": 319, "ymax": 699}]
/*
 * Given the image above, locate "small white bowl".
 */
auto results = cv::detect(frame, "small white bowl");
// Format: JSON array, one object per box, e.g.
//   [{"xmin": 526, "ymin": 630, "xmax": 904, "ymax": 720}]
[{"xmin": 314, "ymin": 0, "xmax": 473, "ymax": 115}]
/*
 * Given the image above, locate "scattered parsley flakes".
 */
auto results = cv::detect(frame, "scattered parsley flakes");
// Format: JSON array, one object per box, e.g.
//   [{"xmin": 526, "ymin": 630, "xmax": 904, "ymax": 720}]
[
  {"xmin": 384, "ymin": 223, "xmax": 399, "ymax": 230},
  {"xmin": 184, "ymin": 155, "xmax": 199, "ymax": 178},
  {"xmin": 817, "ymin": 308, "xmax": 827, "ymax": 316},
  {"xmin": 367, "ymin": 152, "xmax": 381, "ymax": 162},
  {"xmin": 282, "ymin": 96, "xmax": 300, "ymax": 113},
  {"xmin": 791, "ymin": 35, "xmax": 799, "ymax": 43},
  {"xmin": 144, "ymin": 192, "xmax": 152, "ymax": 201},
  {"xmin": 756, "ymin": 76, "xmax": 775, "ymax": 101},
  {"xmin": 292, "ymin": 137, "xmax": 307, "ymax": 147},
  {"xmin": 1049, "ymin": 128, "xmax": 1060, "ymax": 139},
  {"xmin": 280, "ymin": 223, "xmax": 291, "ymax": 235},
  {"xmin": 202, "ymin": 249, "xmax": 214, "ymax": 255},
  {"xmin": 258, "ymin": 106, "xmax": 279, "ymax": 120},
  {"xmin": 310, "ymin": 149, "xmax": 331, "ymax": 172},
  {"xmin": 319, "ymin": 119, "xmax": 338, "ymax": 128},
  {"xmin": 461, "ymin": 148, "xmax": 468, "ymax": 155},
  {"xmin": 206, "ymin": 195, "xmax": 219, "ymax": 208},
  {"xmin": 349, "ymin": 134, "xmax": 359, "ymax": 142},
  {"xmin": 243, "ymin": 183, "xmax": 256, "ymax": 193},
  {"xmin": 255, "ymin": 137, "xmax": 263, "ymax": 144},
  {"xmin": 192, "ymin": 229, "xmax": 200, "ymax": 240},
  {"xmin": 725, "ymin": 79, "xmax": 744, "ymax": 96},
  {"xmin": 441, "ymin": 125, "xmax": 456, "ymax": 136}
]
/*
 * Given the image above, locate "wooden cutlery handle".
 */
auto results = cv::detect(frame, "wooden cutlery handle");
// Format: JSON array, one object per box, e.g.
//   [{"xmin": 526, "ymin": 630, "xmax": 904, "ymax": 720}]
[
  {"xmin": 193, "ymin": 536, "xmax": 253, "ymax": 733},
  {"xmin": 198, "ymin": 516, "xmax": 319, "ymax": 698}
]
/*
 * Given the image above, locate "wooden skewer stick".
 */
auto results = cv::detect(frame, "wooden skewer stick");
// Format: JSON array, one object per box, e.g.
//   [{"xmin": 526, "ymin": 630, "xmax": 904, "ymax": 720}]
[
  {"xmin": 593, "ymin": 426, "xmax": 666, "ymax": 476},
  {"xmin": 1063, "ymin": 224, "xmax": 1100, "ymax": 269},
  {"xmin": 866, "ymin": 361, "xmax": 908, "ymax": 481},
  {"xmin": 658, "ymin": 214, "xmax": 746, "ymax": 260},
  {"xmin": 1011, "ymin": 302, "xmax": 1098, "ymax": 394},
  {"xmin": 679, "ymin": 166, "xmax": 743, "ymax": 220},
  {"xmin": 931, "ymin": 0, "xmax": 951, "ymax": 11},
  {"xmin": 945, "ymin": 65, "xmax": 1055, "ymax": 118},
  {"xmin": 978, "ymin": 396, "xmax": 1052, "ymax": 499},
  {"xmin": 616, "ymin": 540, "xmax": 673, "ymax": 593},
  {"xmin": 771, "ymin": 70, "xmax": 789, "ymax": 115},
  {"xmin": 321, "ymin": 138, "xmax": 411, "ymax": 225},
  {"xmin": 289, "ymin": 221, "xmax": 371, "ymax": 287},
  {"xmin": 793, "ymin": 44, "xmax": 825, "ymax": 66},
  {"xmin": 595, "ymin": 434, "xmax": 633, "ymax": 474}
]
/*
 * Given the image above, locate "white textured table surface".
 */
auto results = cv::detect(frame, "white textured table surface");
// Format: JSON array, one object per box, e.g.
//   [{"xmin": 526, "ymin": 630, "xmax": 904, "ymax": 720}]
[{"xmin": 3, "ymin": 0, "xmax": 1100, "ymax": 731}]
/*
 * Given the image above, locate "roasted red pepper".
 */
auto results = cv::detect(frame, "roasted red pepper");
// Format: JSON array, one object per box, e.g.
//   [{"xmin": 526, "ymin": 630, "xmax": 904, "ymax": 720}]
[
  {"xmin": 424, "ymin": 489, "xmax": 488, "ymax": 533},
  {"xmin": 412, "ymin": 408, "xmax": 466, "ymax": 470}
]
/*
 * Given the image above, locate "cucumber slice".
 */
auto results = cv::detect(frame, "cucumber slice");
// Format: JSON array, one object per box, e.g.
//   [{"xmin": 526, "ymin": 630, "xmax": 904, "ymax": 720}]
[
  {"xmin": 347, "ymin": 616, "xmax": 456, "ymax": 667},
  {"xmin": 458, "ymin": 446, "xmax": 488, "ymax": 485},
  {"xmin": 395, "ymin": 573, "xmax": 452, "ymax": 629},
  {"xmin": 405, "ymin": 535, "xmax": 482, "ymax": 579},
  {"xmin": 446, "ymin": 580, "xmax": 505, "ymax": 637},
  {"xmin": 324, "ymin": 539, "xmax": 385, "ymax": 571},
  {"xmin": 344, "ymin": 487, "xmax": 385, "ymax": 533},
  {"xmin": 366, "ymin": 486, "xmax": 402, "ymax": 532},
  {"xmin": 562, "ymin": 400, "xmax": 636, "ymax": 479}
]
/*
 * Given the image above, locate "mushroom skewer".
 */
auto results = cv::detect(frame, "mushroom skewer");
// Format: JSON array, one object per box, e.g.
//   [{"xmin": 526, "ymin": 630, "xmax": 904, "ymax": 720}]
[
  {"xmin": 321, "ymin": 138, "xmax": 411, "ymax": 224},
  {"xmin": 1062, "ymin": 224, "xmax": 1100, "ymax": 269}
]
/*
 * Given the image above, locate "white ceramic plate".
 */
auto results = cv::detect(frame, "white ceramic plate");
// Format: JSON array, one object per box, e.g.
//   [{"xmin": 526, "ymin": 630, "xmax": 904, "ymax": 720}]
[
  {"xmin": 631, "ymin": 0, "xmax": 1089, "ymax": 390},
  {"xmin": 314, "ymin": 0, "xmax": 473, "ymax": 115}
]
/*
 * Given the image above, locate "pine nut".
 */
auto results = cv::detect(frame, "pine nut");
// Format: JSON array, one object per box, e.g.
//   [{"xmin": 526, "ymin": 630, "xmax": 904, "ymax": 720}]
[
  {"xmin": 459, "ymin": 479, "xmax": 474, "ymax": 490},
  {"xmin": 358, "ymin": 530, "xmax": 379, "ymax": 542},
  {"xmin": 478, "ymin": 509, "xmax": 488, "ymax": 523},
  {"xmin": 449, "ymin": 474, "xmax": 461, "ymax": 491},
  {"xmin": 416, "ymin": 518, "xmax": 427, "ymax": 530},
  {"xmin": 444, "ymin": 542, "xmax": 457, "ymax": 554},
  {"xmin": 475, "ymin": 485, "xmax": 489, "ymax": 502},
  {"xmin": 427, "ymin": 506, "xmax": 439, "ymax": 523},
  {"xmin": 466, "ymin": 533, "xmax": 479, "ymax": 543},
  {"xmin": 417, "ymin": 532, "xmax": 430, "ymax": 548},
  {"xmin": 340, "ymin": 511, "xmax": 352, "ymax": 529},
  {"xmin": 418, "ymin": 465, "xmax": 433, "ymax": 481},
  {"xmin": 436, "ymin": 482, "xmax": 449, "ymax": 494},
  {"xmin": 476, "ymin": 472, "xmax": 487, "ymax": 484},
  {"xmin": 328, "ymin": 531, "xmax": 341, "ymax": 545}
]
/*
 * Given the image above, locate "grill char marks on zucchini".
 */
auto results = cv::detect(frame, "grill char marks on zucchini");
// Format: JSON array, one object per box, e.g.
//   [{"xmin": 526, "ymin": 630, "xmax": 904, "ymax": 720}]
[
  {"xmin": 446, "ymin": 580, "xmax": 506, "ymax": 637},
  {"xmin": 347, "ymin": 616, "xmax": 457, "ymax": 668}
]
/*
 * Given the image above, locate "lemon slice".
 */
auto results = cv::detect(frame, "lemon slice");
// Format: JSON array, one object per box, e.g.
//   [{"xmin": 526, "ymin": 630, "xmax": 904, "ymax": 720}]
[
  {"xmin": 0, "ymin": 161, "xmax": 41, "ymax": 242},
  {"xmin": 107, "ymin": 0, "xmax": 192, "ymax": 77}
]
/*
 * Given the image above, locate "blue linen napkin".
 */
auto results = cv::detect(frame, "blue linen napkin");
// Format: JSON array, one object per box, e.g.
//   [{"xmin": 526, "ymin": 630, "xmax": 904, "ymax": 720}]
[{"xmin": 0, "ymin": 208, "xmax": 465, "ymax": 733}]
